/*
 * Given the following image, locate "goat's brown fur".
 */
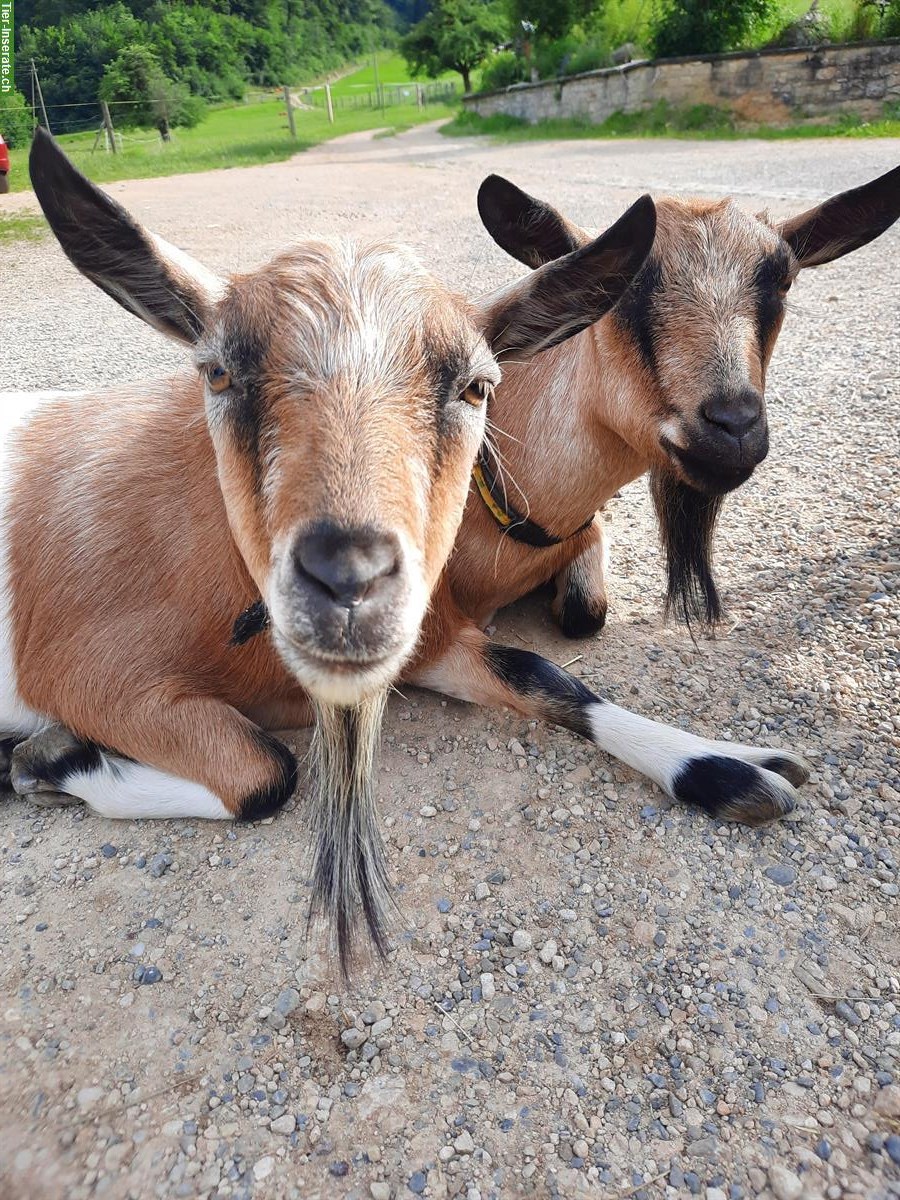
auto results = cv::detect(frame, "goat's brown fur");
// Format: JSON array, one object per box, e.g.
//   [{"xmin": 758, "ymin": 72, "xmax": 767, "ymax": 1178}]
[
  {"xmin": 463, "ymin": 169, "xmax": 899, "ymax": 628},
  {"xmin": 4, "ymin": 132, "xmax": 658, "ymax": 971}
]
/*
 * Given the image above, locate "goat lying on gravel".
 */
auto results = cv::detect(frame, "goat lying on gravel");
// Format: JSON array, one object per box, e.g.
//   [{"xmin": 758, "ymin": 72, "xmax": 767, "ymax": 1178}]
[
  {"xmin": 0, "ymin": 130, "xmax": 655, "ymax": 969},
  {"xmin": 464, "ymin": 165, "xmax": 900, "ymax": 635},
  {"xmin": 167, "ymin": 169, "xmax": 898, "ymax": 833},
  {"xmin": 399, "ymin": 163, "xmax": 900, "ymax": 827}
]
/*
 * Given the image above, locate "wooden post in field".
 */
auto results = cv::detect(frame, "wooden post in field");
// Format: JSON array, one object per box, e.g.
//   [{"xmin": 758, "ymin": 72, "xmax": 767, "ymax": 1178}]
[
  {"xmin": 325, "ymin": 83, "xmax": 334, "ymax": 125},
  {"xmin": 416, "ymin": 84, "xmax": 423, "ymax": 110},
  {"xmin": 283, "ymin": 85, "xmax": 297, "ymax": 139},
  {"xmin": 31, "ymin": 59, "xmax": 52, "ymax": 132},
  {"xmin": 100, "ymin": 101, "xmax": 118, "ymax": 154}
]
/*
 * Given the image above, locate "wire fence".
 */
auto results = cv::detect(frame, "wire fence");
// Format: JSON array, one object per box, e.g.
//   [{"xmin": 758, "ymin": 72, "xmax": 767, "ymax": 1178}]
[
  {"xmin": 300, "ymin": 79, "xmax": 458, "ymax": 112},
  {"xmin": 7, "ymin": 78, "xmax": 460, "ymax": 143}
]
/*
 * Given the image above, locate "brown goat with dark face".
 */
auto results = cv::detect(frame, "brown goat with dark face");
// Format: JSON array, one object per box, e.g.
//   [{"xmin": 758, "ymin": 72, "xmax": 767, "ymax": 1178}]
[
  {"xmin": 1, "ymin": 131, "xmax": 656, "ymax": 970},
  {"xmin": 394, "ymin": 165, "xmax": 899, "ymax": 832},
  {"xmin": 467, "ymin": 166, "xmax": 900, "ymax": 628}
]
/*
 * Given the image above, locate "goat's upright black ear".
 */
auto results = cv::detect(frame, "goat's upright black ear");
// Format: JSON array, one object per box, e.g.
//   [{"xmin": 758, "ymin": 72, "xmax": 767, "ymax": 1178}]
[
  {"xmin": 477, "ymin": 174, "xmax": 588, "ymax": 269},
  {"xmin": 479, "ymin": 193, "xmax": 656, "ymax": 360},
  {"xmin": 29, "ymin": 127, "xmax": 222, "ymax": 343},
  {"xmin": 779, "ymin": 162, "xmax": 900, "ymax": 269}
]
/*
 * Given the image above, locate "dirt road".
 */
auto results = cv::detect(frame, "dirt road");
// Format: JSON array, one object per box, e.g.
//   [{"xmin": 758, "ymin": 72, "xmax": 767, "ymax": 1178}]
[{"xmin": 2, "ymin": 124, "xmax": 899, "ymax": 1200}]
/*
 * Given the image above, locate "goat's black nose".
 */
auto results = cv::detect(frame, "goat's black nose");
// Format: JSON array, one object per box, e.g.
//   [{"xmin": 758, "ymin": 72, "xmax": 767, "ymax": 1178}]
[
  {"xmin": 702, "ymin": 388, "xmax": 763, "ymax": 439},
  {"xmin": 293, "ymin": 522, "xmax": 401, "ymax": 610}
]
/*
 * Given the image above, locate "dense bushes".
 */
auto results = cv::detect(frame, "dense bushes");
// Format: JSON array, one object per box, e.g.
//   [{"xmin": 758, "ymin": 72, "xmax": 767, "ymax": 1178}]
[
  {"xmin": 649, "ymin": 0, "xmax": 775, "ymax": 58},
  {"xmin": 0, "ymin": 90, "xmax": 34, "ymax": 148},
  {"xmin": 476, "ymin": 0, "xmax": 900, "ymax": 93},
  {"xmin": 479, "ymin": 49, "xmax": 527, "ymax": 90}
]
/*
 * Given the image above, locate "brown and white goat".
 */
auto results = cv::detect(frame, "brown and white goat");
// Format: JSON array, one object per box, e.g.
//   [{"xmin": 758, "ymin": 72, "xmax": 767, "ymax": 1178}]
[
  {"xmin": 402, "ymin": 164, "xmax": 900, "ymax": 826},
  {"xmin": 0, "ymin": 130, "xmax": 654, "ymax": 968}
]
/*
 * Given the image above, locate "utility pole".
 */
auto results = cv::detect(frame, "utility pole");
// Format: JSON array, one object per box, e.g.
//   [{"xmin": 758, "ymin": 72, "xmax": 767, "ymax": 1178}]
[
  {"xmin": 31, "ymin": 59, "xmax": 51, "ymax": 132},
  {"xmin": 283, "ymin": 85, "xmax": 297, "ymax": 139},
  {"xmin": 372, "ymin": 46, "xmax": 384, "ymax": 114},
  {"xmin": 100, "ymin": 101, "xmax": 117, "ymax": 154}
]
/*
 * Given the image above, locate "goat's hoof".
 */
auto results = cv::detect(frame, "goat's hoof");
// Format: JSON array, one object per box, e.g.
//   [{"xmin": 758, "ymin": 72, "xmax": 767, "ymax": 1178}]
[
  {"xmin": 0, "ymin": 735, "xmax": 25, "ymax": 791},
  {"xmin": 553, "ymin": 594, "xmax": 608, "ymax": 639},
  {"xmin": 20, "ymin": 788, "xmax": 83, "ymax": 808},
  {"xmin": 753, "ymin": 752, "xmax": 810, "ymax": 788},
  {"xmin": 672, "ymin": 754, "xmax": 800, "ymax": 826},
  {"xmin": 715, "ymin": 768, "xmax": 798, "ymax": 826},
  {"xmin": 10, "ymin": 724, "xmax": 93, "ymax": 801}
]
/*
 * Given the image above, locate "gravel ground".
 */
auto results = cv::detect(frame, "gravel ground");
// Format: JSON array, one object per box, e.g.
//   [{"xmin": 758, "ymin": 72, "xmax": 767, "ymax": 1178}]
[{"xmin": 2, "ymin": 126, "xmax": 899, "ymax": 1200}]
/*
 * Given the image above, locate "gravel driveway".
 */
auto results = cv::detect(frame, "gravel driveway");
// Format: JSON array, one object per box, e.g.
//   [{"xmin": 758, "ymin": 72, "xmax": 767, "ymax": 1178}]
[{"xmin": 2, "ymin": 124, "xmax": 899, "ymax": 1200}]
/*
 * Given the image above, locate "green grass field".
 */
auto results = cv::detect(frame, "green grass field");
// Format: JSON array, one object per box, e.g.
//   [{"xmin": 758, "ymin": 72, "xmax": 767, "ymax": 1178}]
[
  {"xmin": 444, "ymin": 102, "xmax": 900, "ymax": 144},
  {"xmin": 326, "ymin": 52, "xmax": 458, "ymax": 96},
  {"xmin": 3, "ymin": 90, "xmax": 455, "ymax": 194}
]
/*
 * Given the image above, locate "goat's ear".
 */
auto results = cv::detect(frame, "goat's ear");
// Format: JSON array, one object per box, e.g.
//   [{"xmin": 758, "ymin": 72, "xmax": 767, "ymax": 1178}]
[
  {"xmin": 29, "ymin": 128, "xmax": 222, "ymax": 343},
  {"xmin": 479, "ymin": 193, "xmax": 656, "ymax": 360},
  {"xmin": 779, "ymin": 162, "xmax": 900, "ymax": 269},
  {"xmin": 477, "ymin": 173, "xmax": 588, "ymax": 268}
]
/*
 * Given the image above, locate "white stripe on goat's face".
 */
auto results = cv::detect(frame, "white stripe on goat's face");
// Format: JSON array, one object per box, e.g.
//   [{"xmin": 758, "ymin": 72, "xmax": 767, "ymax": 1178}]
[
  {"xmin": 613, "ymin": 198, "xmax": 794, "ymax": 495},
  {"xmin": 199, "ymin": 240, "xmax": 497, "ymax": 706}
]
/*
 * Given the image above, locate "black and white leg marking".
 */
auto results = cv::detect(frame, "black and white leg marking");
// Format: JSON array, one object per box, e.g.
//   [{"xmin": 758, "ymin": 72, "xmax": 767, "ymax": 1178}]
[
  {"xmin": 9, "ymin": 723, "xmax": 296, "ymax": 821},
  {"xmin": 553, "ymin": 537, "xmax": 608, "ymax": 639},
  {"xmin": 484, "ymin": 645, "xmax": 809, "ymax": 824}
]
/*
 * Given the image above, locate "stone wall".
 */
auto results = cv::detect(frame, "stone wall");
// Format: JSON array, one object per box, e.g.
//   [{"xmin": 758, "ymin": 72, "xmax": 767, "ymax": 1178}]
[{"xmin": 463, "ymin": 40, "xmax": 900, "ymax": 127}]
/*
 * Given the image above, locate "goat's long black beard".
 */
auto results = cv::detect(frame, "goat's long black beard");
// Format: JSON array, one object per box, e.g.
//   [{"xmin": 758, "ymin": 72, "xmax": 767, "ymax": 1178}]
[
  {"xmin": 308, "ymin": 695, "xmax": 394, "ymax": 979},
  {"xmin": 650, "ymin": 468, "xmax": 724, "ymax": 629}
]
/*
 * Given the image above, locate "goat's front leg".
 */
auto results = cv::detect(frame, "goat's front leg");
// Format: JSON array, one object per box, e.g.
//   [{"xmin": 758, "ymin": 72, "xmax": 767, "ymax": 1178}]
[
  {"xmin": 411, "ymin": 627, "xmax": 809, "ymax": 824},
  {"xmin": 8, "ymin": 699, "xmax": 298, "ymax": 821},
  {"xmin": 552, "ymin": 526, "xmax": 608, "ymax": 638}
]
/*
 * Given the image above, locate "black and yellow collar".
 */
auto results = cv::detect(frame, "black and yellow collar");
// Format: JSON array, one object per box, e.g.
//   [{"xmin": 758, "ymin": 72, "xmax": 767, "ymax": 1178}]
[{"xmin": 472, "ymin": 445, "xmax": 594, "ymax": 548}]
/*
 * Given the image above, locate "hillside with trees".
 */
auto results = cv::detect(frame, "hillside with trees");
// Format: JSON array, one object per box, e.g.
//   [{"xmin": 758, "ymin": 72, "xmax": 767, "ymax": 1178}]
[
  {"xmin": 4, "ymin": 0, "xmax": 898, "ymax": 147},
  {"xmin": 6, "ymin": 0, "xmax": 399, "ymax": 138}
]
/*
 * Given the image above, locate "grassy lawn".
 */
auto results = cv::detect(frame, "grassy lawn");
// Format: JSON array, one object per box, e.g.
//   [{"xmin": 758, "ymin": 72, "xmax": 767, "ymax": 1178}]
[
  {"xmin": 443, "ymin": 103, "xmax": 900, "ymax": 143},
  {"xmin": 0, "ymin": 212, "xmax": 46, "ymax": 243},
  {"xmin": 2, "ymin": 95, "xmax": 455, "ymax": 194},
  {"xmin": 327, "ymin": 52, "xmax": 459, "ymax": 96}
]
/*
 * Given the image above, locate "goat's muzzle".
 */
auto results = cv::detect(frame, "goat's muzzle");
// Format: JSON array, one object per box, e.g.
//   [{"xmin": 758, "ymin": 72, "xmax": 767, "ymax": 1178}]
[
  {"xmin": 662, "ymin": 387, "xmax": 769, "ymax": 495},
  {"xmin": 270, "ymin": 519, "xmax": 422, "ymax": 705}
]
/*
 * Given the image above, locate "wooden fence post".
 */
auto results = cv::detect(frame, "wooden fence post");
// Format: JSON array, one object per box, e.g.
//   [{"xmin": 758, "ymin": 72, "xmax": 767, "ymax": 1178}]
[
  {"xmin": 325, "ymin": 83, "xmax": 334, "ymax": 125},
  {"xmin": 283, "ymin": 85, "xmax": 297, "ymax": 139},
  {"xmin": 100, "ymin": 101, "xmax": 118, "ymax": 154},
  {"xmin": 31, "ymin": 60, "xmax": 52, "ymax": 132}
]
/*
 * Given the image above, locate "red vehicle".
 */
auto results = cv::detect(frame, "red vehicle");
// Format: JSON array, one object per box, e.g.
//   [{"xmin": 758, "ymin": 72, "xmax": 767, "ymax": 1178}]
[{"xmin": 0, "ymin": 134, "xmax": 9, "ymax": 193}]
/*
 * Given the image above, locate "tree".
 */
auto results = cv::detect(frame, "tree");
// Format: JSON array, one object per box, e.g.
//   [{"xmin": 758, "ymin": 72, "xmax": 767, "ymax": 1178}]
[
  {"xmin": 649, "ymin": 0, "xmax": 774, "ymax": 57},
  {"xmin": 0, "ymin": 89, "xmax": 34, "ymax": 149},
  {"xmin": 17, "ymin": 3, "xmax": 146, "ymax": 128},
  {"xmin": 100, "ymin": 43, "xmax": 203, "ymax": 140},
  {"xmin": 507, "ymin": 0, "xmax": 595, "ymax": 41},
  {"xmin": 401, "ymin": 0, "xmax": 508, "ymax": 93}
]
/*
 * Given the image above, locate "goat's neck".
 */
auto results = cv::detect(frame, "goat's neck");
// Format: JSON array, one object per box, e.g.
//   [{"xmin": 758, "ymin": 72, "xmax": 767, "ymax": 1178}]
[{"xmin": 489, "ymin": 328, "xmax": 647, "ymax": 531}]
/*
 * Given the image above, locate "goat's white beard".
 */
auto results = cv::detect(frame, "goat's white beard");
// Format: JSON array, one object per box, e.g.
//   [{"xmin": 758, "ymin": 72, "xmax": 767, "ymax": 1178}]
[{"xmin": 272, "ymin": 628, "xmax": 411, "ymax": 707}]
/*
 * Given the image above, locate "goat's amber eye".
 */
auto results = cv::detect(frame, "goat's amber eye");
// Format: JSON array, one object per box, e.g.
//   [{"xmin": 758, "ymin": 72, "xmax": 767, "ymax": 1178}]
[
  {"xmin": 205, "ymin": 364, "xmax": 232, "ymax": 393},
  {"xmin": 462, "ymin": 379, "xmax": 492, "ymax": 407}
]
